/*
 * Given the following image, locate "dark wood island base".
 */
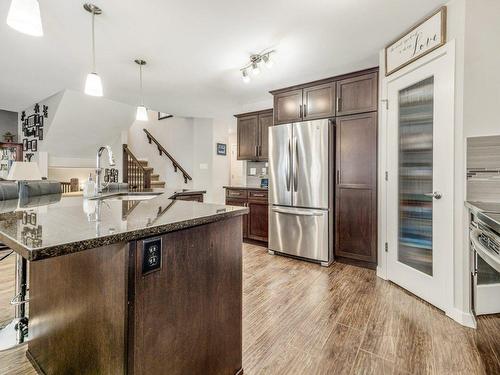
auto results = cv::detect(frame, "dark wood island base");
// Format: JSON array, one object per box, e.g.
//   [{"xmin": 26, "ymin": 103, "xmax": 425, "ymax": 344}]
[{"xmin": 26, "ymin": 216, "xmax": 243, "ymax": 375}]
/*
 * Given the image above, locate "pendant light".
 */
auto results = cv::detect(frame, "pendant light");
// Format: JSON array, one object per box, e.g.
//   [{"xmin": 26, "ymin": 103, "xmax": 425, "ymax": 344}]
[
  {"xmin": 135, "ymin": 59, "xmax": 148, "ymax": 122},
  {"xmin": 84, "ymin": 3, "xmax": 103, "ymax": 97},
  {"xmin": 6, "ymin": 0, "xmax": 43, "ymax": 36}
]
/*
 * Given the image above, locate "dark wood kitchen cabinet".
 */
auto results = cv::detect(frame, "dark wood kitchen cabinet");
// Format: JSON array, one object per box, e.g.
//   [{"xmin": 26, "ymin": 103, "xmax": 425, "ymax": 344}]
[
  {"xmin": 273, "ymin": 89, "xmax": 303, "ymax": 124},
  {"xmin": 235, "ymin": 109, "xmax": 272, "ymax": 161},
  {"xmin": 335, "ymin": 112, "xmax": 377, "ymax": 266},
  {"xmin": 225, "ymin": 188, "xmax": 268, "ymax": 243},
  {"xmin": 273, "ymin": 83, "xmax": 335, "ymax": 125},
  {"xmin": 336, "ymin": 72, "xmax": 378, "ymax": 116},
  {"xmin": 271, "ymin": 67, "xmax": 379, "ymax": 269}
]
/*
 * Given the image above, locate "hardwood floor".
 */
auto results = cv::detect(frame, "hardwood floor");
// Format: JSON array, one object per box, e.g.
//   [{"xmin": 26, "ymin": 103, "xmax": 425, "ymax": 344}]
[{"xmin": 0, "ymin": 244, "xmax": 499, "ymax": 374}]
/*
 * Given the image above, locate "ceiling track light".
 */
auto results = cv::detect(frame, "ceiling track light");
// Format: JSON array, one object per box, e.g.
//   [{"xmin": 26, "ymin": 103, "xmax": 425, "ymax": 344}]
[
  {"xmin": 84, "ymin": 3, "xmax": 103, "ymax": 97},
  {"xmin": 6, "ymin": 0, "xmax": 44, "ymax": 36},
  {"xmin": 240, "ymin": 49, "xmax": 275, "ymax": 83},
  {"xmin": 135, "ymin": 59, "xmax": 148, "ymax": 122}
]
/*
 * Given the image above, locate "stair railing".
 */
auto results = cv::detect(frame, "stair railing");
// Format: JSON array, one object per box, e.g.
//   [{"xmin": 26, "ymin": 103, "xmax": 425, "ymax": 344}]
[
  {"xmin": 142, "ymin": 128, "xmax": 192, "ymax": 184},
  {"xmin": 122, "ymin": 144, "xmax": 152, "ymax": 191}
]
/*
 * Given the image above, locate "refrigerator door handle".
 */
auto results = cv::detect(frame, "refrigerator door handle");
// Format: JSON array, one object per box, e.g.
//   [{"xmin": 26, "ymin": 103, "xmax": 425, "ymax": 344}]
[
  {"xmin": 286, "ymin": 138, "xmax": 292, "ymax": 191},
  {"xmin": 272, "ymin": 208, "xmax": 323, "ymax": 217},
  {"xmin": 293, "ymin": 136, "xmax": 298, "ymax": 192}
]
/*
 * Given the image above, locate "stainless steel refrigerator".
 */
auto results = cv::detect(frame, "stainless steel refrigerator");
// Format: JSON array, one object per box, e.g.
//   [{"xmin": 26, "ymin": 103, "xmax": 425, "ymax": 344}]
[{"xmin": 268, "ymin": 119, "xmax": 333, "ymax": 265}]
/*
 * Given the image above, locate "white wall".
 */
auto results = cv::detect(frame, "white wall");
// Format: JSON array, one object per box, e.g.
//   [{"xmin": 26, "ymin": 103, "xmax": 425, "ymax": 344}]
[
  {"xmin": 127, "ymin": 111, "xmax": 234, "ymax": 204},
  {"xmin": 18, "ymin": 90, "xmax": 135, "ymax": 179}
]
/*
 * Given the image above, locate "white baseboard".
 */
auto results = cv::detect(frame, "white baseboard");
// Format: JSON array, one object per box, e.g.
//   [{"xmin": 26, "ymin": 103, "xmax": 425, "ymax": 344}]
[
  {"xmin": 376, "ymin": 266, "xmax": 387, "ymax": 280},
  {"xmin": 446, "ymin": 307, "xmax": 476, "ymax": 328}
]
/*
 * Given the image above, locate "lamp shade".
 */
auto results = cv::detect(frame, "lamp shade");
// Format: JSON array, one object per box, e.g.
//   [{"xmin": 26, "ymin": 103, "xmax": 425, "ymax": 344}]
[
  {"xmin": 7, "ymin": 162, "xmax": 42, "ymax": 181},
  {"xmin": 85, "ymin": 72, "xmax": 103, "ymax": 97},
  {"xmin": 136, "ymin": 106, "xmax": 148, "ymax": 121},
  {"xmin": 6, "ymin": 0, "xmax": 43, "ymax": 37}
]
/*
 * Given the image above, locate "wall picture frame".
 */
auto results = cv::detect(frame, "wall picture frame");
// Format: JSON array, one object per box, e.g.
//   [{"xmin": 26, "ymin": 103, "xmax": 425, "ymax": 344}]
[
  {"xmin": 158, "ymin": 112, "xmax": 173, "ymax": 120},
  {"xmin": 385, "ymin": 6, "xmax": 447, "ymax": 76},
  {"xmin": 31, "ymin": 139, "xmax": 37, "ymax": 152},
  {"xmin": 23, "ymin": 138, "xmax": 28, "ymax": 151},
  {"xmin": 216, "ymin": 143, "xmax": 227, "ymax": 156}
]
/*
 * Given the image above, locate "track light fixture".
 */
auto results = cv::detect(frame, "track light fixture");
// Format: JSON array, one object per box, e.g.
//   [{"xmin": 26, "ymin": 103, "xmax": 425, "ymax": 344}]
[{"xmin": 240, "ymin": 50, "xmax": 275, "ymax": 83}]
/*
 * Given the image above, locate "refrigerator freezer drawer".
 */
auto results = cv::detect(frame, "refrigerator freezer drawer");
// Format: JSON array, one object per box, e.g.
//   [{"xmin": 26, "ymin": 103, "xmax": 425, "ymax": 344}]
[{"xmin": 269, "ymin": 206, "xmax": 329, "ymax": 262}]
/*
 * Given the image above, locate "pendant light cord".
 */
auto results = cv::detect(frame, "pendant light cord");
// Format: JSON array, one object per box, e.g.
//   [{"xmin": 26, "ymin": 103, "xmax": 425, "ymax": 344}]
[
  {"xmin": 139, "ymin": 64, "xmax": 144, "ymax": 106},
  {"xmin": 91, "ymin": 11, "xmax": 96, "ymax": 73}
]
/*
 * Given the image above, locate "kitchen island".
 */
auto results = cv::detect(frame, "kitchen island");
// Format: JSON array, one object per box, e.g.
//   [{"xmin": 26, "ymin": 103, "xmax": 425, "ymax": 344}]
[{"xmin": 0, "ymin": 190, "xmax": 246, "ymax": 375}]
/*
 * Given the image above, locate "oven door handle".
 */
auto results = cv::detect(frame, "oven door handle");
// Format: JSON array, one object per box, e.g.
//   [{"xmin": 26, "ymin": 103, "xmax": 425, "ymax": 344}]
[{"xmin": 470, "ymin": 229, "xmax": 500, "ymax": 273}]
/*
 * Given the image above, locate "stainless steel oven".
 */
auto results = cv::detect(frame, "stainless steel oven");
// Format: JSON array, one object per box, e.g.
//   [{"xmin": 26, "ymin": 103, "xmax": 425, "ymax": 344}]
[{"xmin": 470, "ymin": 211, "xmax": 500, "ymax": 315}]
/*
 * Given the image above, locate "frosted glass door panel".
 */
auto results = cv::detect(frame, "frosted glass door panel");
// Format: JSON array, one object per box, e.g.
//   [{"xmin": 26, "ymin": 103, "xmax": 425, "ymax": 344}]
[{"xmin": 398, "ymin": 77, "xmax": 434, "ymax": 276}]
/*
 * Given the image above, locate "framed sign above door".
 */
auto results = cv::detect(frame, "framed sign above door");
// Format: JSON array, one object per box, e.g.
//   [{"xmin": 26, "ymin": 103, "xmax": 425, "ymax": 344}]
[{"xmin": 385, "ymin": 7, "xmax": 446, "ymax": 76}]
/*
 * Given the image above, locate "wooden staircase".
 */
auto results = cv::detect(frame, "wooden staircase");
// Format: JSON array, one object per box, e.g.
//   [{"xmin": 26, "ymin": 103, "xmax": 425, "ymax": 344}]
[{"xmin": 136, "ymin": 159, "xmax": 165, "ymax": 188}]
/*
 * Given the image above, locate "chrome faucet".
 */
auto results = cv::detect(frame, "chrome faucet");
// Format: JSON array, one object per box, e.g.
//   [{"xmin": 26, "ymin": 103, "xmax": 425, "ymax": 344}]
[{"xmin": 96, "ymin": 145, "xmax": 116, "ymax": 193}]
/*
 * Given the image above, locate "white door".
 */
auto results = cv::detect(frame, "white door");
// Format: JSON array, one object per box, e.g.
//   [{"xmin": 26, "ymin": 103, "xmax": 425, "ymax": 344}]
[{"xmin": 386, "ymin": 45, "xmax": 454, "ymax": 311}]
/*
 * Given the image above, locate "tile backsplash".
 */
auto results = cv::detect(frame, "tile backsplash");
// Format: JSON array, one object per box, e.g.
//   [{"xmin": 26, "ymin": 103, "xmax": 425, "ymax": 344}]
[
  {"xmin": 467, "ymin": 135, "xmax": 500, "ymax": 202},
  {"xmin": 246, "ymin": 161, "xmax": 268, "ymax": 188}
]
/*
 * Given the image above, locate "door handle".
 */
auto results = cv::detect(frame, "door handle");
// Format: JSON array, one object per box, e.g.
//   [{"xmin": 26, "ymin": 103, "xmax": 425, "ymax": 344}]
[
  {"xmin": 424, "ymin": 191, "xmax": 442, "ymax": 199},
  {"xmin": 286, "ymin": 138, "xmax": 291, "ymax": 191},
  {"xmin": 293, "ymin": 137, "xmax": 298, "ymax": 192},
  {"xmin": 272, "ymin": 208, "xmax": 323, "ymax": 216},
  {"xmin": 336, "ymin": 97, "xmax": 341, "ymax": 113}
]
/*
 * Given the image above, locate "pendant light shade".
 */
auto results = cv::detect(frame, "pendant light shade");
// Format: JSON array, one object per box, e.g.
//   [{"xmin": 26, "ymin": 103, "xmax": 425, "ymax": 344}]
[
  {"xmin": 136, "ymin": 106, "xmax": 148, "ymax": 122},
  {"xmin": 7, "ymin": 0, "xmax": 43, "ymax": 37},
  {"xmin": 135, "ymin": 59, "xmax": 148, "ymax": 121},
  {"xmin": 84, "ymin": 4, "xmax": 103, "ymax": 97},
  {"xmin": 85, "ymin": 72, "xmax": 103, "ymax": 97}
]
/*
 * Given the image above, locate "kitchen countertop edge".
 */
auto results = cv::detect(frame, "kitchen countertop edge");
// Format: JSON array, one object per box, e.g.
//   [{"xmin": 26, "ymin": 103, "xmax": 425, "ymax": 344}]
[{"xmin": 1, "ymin": 205, "xmax": 248, "ymax": 262}]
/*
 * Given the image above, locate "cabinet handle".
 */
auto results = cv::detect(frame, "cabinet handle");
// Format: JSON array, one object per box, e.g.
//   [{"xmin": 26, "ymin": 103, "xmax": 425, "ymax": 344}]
[
  {"xmin": 304, "ymin": 104, "xmax": 307, "ymax": 118},
  {"xmin": 252, "ymin": 193, "xmax": 265, "ymax": 197},
  {"xmin": 299, "ymin": 104, "xmax": 303, "ymax": 118},
  {"xmin": 336, "ymin": 97, "xmax": 341, "ymax": 113},
  {"xmin": 337, "ymin": 170, "xmax": 340, "ymax": 184}
]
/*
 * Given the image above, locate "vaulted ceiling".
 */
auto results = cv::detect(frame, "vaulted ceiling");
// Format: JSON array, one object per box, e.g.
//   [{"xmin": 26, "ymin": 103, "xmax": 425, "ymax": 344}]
[{"xmin": 0, "ymin": 0, "xmax": 444, "ymax": 117}]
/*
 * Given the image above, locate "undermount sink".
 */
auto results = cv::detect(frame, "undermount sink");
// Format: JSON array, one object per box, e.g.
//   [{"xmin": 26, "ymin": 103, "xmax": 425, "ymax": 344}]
[{"xmin": 89, "ymin": 192, "xmax": 163, "ymax": 201}]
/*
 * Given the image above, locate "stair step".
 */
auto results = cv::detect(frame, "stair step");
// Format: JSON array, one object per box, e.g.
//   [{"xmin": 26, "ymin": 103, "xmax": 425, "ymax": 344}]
[
  {"xmin": 151, "ymin": 181, "xmax": 166, "ymax": 188},
  {"xmin": 151, "ymin": 174, "xmax": 160, "ymax": 181},
  {"xmin": 137, "ymin": 160, "xmax": 148, "ymax": 167}
]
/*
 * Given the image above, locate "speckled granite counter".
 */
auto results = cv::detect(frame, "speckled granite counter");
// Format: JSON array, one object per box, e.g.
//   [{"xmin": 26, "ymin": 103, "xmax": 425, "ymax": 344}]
[{"xmin": 0, "ymin": 189, "xmax": 247, "ymax": 261}]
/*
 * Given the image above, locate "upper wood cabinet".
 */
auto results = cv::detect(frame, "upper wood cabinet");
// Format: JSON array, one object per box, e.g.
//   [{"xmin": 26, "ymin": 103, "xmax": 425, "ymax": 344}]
[
  {"xmin": 303, "ymin": 82, "xmax": 336, "ymax": 121},
  {"xmin": 271, "ymin": 68, "xmax": 379, "ymax": 124},
  {"xmin": 273, "ymin": 84, "xmax": 336, "ymax": 125},
  {"xmin": 273, "ymin": 90, "xmax": 303, "ymax": 125},
  {"xmin": 258, "ymin": 111, "xmax": 272, "ymax": 160},
  {"xmin": 237, "ymin": 114, "xmax": 258, "ymax": 160},
  {"xmin": 236, "ymin": 109, "xmax": 273, "ymax": 161},
  {"xmin": 336, "ymin": 72, "xmax": 378, "ymax": 116}
]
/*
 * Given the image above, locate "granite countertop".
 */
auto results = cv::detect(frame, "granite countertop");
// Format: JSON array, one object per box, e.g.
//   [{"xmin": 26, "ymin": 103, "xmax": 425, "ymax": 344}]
[
  {"xmin": 223, "ymin": 186, "xmax": 268, "ymax": 191},
  {"xmin": 0, "ymin": 189, "xmax": 247, "ymax": 262}
]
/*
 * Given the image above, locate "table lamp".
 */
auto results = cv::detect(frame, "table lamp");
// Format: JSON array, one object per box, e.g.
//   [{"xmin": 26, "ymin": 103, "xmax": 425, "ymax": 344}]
[{"xmin": 7, "ymin": 162, "xmax": 42, "ymax": 181}]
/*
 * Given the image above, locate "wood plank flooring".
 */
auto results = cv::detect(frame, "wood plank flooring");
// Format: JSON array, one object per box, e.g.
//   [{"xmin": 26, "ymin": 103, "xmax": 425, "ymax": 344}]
[{"xmin": 0, "ymin": 244, "xmax": 499, "ymax": 374}]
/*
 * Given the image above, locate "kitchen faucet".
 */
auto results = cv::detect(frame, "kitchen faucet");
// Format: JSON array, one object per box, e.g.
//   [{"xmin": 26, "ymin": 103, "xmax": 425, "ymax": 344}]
[{"xmin": 96, "ymin": 145, "xmax": 116, "ymax": 193}]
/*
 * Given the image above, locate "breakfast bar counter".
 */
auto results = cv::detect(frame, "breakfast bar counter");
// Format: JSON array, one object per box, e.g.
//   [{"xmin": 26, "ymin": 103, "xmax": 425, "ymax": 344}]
[{"xmin": 0, "ymin": 190, "xmax": 247, "ymax": 375}]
